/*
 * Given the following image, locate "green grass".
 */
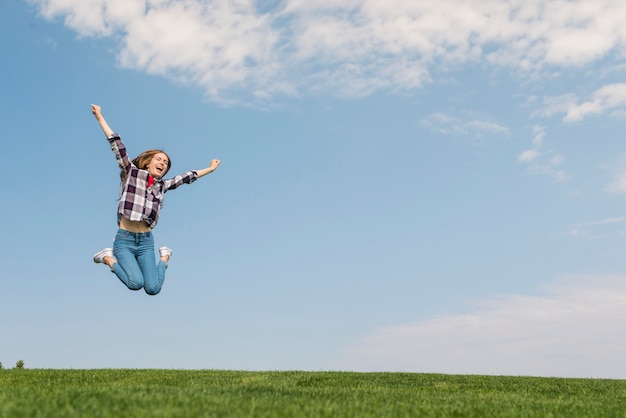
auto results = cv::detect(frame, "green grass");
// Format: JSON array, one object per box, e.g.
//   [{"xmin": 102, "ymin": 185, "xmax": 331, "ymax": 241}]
[{"xmin": 1, "ymin": 369, "xmax": 625, "ymax": 417}]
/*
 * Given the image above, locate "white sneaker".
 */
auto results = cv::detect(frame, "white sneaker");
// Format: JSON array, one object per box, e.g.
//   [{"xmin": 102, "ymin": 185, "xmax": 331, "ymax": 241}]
[
  {"xmin": 159, "ymin": 247, "xmax": 173, "ymax": 258},
  {"xmin": 93, "ymin": 248, "xmax": 113, "ymax": 264}
]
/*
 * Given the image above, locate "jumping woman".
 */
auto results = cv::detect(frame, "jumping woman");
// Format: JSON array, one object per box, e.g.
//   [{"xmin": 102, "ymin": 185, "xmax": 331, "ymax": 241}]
[{"xmin": 91, "ymin": 104, "xmax": 221, "ymax": 295}]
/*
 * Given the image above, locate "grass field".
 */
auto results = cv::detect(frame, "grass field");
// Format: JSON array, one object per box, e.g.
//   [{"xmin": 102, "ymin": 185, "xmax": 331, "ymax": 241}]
[{"xmin": 1, "ymin": 369, "xmax": 625, "ymax": 417}]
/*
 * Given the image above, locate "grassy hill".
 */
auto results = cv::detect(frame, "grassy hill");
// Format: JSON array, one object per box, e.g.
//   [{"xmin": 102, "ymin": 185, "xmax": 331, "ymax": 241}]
[{"xmin": 1, "ymin": 369, "xmax": 625, "ymax": 417}]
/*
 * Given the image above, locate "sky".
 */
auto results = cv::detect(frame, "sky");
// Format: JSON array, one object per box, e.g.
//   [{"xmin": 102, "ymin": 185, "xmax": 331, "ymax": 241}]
[{"xmin": 3, "ymin": 0, "xmax": 626, "ymax": 379}]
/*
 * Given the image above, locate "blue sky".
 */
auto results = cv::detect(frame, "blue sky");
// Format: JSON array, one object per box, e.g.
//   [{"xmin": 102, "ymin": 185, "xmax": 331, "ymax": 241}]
[{"xmin": 3, "ymin": 0, "xmax": 626, "ymax": 378}]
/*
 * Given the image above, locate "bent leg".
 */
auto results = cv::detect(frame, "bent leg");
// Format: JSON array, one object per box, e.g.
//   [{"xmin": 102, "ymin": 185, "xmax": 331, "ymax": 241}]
[
  {"xmin": 136, "ymin": 233, "xmax": 164, "ymax": 296},
  {"xmin": 112, "ymin": 231, "xmax": 145, "ymax": 291},
  {"xmin": 142, "ymin": 262, "xmax": 168, "ymax": 296}
]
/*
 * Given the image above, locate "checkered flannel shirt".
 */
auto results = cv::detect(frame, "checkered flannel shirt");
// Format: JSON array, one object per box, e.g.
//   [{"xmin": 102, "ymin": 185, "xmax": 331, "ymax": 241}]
[{"xmin": 108, "ymin": 133, "xmax": 198, "ymax": 229}]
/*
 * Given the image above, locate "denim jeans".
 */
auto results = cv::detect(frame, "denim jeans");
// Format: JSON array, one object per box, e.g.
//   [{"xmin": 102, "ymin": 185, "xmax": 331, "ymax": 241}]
[{"xmin": 111, "ymin": 229, "xmax": 167, "ymax": 295}]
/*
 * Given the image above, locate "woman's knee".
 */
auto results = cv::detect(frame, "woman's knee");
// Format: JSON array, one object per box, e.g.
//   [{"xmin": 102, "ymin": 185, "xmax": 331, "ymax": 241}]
[
  {"xmin": 112, "ymin": 266, "xmax": 144, "ymax": 291},
  {"xmin": 128, "ymin": 282, "xmax": 144, "ymax": 291},
  {"xmin": 143, "ymin": 286, "xmax": 161, "ymax": 296}
]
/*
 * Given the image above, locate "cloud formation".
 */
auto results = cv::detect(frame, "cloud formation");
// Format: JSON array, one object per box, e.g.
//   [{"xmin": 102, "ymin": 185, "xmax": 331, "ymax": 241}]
[
  {"xmin": 602, "ymin": 153, "xmax": 626, "ymax": 194},
  {"xmin": 565, "ymin": 83, "xmax": 626, "ymax": 122},
  {"xmin": 31, "ymin": 0, "xmax": 626, "ymax": 104},
  {"xmin": 420, "ymin": 113, "xmax": 510, "ymax": 138},
  {"xmin": 568, "ymin": 216, "xmax": 626, "ymax": 240},
  {"xmin": 517, "ymin": 126, "xmax": 568, "ymax": 182},
  {"xmin": 342, "ymin": 275, "xmax": 626, "ymax": 378}
]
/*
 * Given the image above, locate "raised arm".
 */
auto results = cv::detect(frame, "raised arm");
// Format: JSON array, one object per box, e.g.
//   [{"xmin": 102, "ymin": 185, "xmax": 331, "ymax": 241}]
[
  {"xmin": 195, "ymin": 159, "xmax": 221, "ymax": 178},
  {"xmin": 91, "ymin": 104, "xmax": 114, "ymax": 138},
  {"xmin": 92, "ymin": 103, "xmax": 131, "ymax": 172}
]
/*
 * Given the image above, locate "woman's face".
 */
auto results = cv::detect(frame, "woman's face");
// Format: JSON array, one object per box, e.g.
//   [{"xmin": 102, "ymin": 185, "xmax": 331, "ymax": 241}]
[{"xmin": 147, "ymin": 152, "xmax": 170, "ymax": 179}]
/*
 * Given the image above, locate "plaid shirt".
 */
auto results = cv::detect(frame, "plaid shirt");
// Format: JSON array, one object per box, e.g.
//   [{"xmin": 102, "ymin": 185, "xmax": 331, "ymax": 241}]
[{"xmin": 108, "ymin": 133, "xmax": 198, "ymax": 229}]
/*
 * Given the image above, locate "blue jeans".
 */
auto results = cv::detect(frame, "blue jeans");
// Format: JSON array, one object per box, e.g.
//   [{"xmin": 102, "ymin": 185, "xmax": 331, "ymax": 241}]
[{"xmin": 111, "ymin": 229, "xmax": 167, "ymax": 295}]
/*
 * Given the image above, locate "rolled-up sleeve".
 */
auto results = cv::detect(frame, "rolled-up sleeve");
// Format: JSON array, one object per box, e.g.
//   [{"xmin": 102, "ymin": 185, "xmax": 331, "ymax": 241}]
[
  {"xmin": 163, "ymin": 171, "xmax": 198, "ymax": 191},
  {"xmin": 107, "ymin": 133, "xmax": 131, "ymax": 172}
]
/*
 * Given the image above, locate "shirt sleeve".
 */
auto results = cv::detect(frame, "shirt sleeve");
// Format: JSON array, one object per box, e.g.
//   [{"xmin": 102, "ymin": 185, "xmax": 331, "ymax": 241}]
[
  {"xmin": 107, "ymin": 133, "xmax": 132, "ymax": 172},
  {"xmin": 163, "ymin": 170, "xmax": 198, "ymax": 191}
]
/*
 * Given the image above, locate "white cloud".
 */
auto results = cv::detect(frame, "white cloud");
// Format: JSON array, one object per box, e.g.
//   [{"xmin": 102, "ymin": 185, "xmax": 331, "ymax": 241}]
[
  {"xmin": 604, "ymin": 154, "xmax": 626, "ymax": 194},
  {"xmin": 568, "ymin": 228, "xmax": 590, "ymax": 238},
  {"xmin": 573, "ymin": 216, "xmax": 626, "ymax": 226},
  {"xmin": 517, "ymin": 149, "xmax": 539, "ymax": 163},
  {"xmin": 420, "ymin": 113, "xmax": 509, "ymax": 139},
  {"xmin": 567, "ymin": 216, "xmax": 626, "ymax": 240},
  {"xmin": 518, "ymin": 126, "xmax": 568, "ymax": 182},
  {"xmin": 564, "ymin": 83, "xmax": 626, "ymax": 122},
  {"xmin": 342, "ymin": 275, "xmax": 626, "ymax": 378},
  {"xmin": 120, "ymin": 1, "xmax": 284, "ymax": 102},
  {"xmin": 29, "ymin": 0, "xmax": 626, "ymax": 104},
  {"xmin": 606, "ymin": 172, "xmax": 626, "ymax": 193},
  {"xmin": 539, "ymin": 84, "xmax": 626, "ymax": 123},
  {"xmin": 538, "ymin": 94, "xmax": 579, "ymax": 119},
  {"xmin": 531, "ymin": 129, "xmax": 545, "ymax": 147},
  {"xmin": 465, "ymin": 120, "xmax": 510, "ymax": 136}
]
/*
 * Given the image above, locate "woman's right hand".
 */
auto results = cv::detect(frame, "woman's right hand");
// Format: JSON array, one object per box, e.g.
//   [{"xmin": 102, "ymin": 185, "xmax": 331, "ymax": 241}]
[{"xmin": 91, "ymin": 104, "xmax": 114, "ymax": 137}]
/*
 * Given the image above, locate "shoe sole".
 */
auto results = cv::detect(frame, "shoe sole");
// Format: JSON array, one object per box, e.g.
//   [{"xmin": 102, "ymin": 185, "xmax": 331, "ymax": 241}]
[{"xmin": 93, "ymin": 249, "xmax": 113, "ymax": 264}]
